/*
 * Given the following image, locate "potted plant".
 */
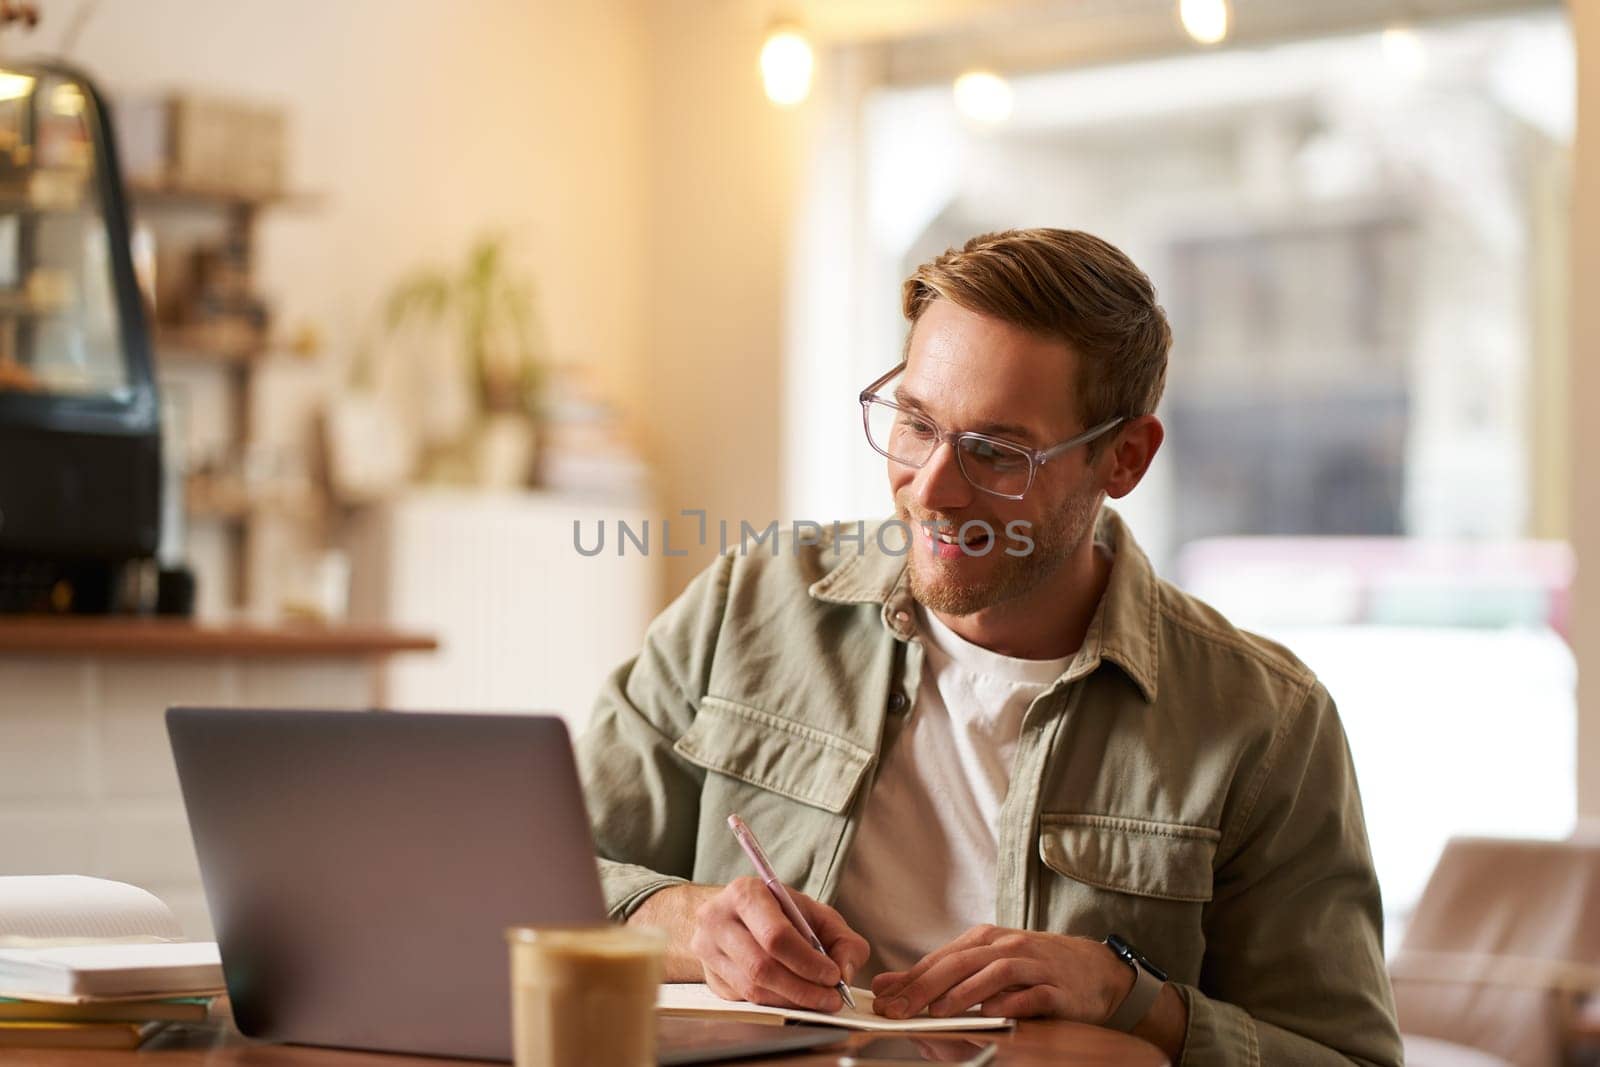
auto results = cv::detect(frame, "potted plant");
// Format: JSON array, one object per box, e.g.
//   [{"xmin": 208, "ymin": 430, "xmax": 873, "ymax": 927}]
[{"xmin": 378, "ymin": 235, "xmax": 547, "ymax": 487}]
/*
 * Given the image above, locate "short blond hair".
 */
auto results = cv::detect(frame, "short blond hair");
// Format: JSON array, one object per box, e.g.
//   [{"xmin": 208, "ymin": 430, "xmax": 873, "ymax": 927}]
[{"xmin": 903, "ymin": 229, "xmax": 1171, "ymax": 439}]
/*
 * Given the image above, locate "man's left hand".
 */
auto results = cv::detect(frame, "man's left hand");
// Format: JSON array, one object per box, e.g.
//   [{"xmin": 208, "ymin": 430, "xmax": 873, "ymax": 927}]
[{"xmin": 870, "ymin": 925, "xmax": 1133, "ymax": 1023}]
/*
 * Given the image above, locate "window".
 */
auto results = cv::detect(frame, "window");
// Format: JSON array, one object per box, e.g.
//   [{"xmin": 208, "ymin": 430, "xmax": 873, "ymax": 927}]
[{"xmin": 789, "ymin": 11, "xmax": 1576, "ymax": 942}]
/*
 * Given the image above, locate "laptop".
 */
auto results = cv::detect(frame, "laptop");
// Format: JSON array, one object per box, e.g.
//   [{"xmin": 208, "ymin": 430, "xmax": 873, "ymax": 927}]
[{"xmin": 166, "ymin": 708, "xmax": 843, "ymax": 1064}]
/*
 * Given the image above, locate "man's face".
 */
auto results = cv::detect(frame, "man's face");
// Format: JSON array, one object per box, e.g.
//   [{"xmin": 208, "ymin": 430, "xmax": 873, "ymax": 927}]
[{"xmin": 889, "ymin": 299, "xmax": 1108, "ymax": 618}]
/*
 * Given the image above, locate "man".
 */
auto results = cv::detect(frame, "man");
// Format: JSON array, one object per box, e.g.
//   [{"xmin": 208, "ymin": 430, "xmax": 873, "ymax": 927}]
[{"xmin": 577, "ymin": 229, "xmax": 1402, "ymax": 1065}]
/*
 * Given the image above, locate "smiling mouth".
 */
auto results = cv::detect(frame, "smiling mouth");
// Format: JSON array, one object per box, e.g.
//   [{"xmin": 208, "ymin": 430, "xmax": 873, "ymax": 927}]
[{"xmin": 920, "ymin": 522, "xmax": 993, "ymax": 559}]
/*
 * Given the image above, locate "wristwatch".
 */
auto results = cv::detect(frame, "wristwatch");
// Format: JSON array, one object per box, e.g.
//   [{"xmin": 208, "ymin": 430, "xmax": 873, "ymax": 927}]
[{"xmin": 1102, "ymin": 933, "xmax": 1168, "ymax": 1032}]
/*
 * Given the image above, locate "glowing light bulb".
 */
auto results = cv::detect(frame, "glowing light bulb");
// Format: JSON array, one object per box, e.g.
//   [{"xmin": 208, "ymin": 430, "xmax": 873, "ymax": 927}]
[
  {"xmin": 1179, "ymin": 0, "xmax": 1229, "ymax": 46},
  {"xmin": 761, "ymin": 27, "xmax": 814, "ymax": 107},
  {"xmin": 1381, "ymin": 25, "xmax": 1427, "ymax": 80},
  {"xmin": 953, "ymin": 71, "xmax": 1014, "ymax": 124},
  {"xmin": 51, "ymin": 84, "xmax": 85, "ymax": 116},
  {"xmin": 0, "ymin": 72, "xmax": 36, "ymax": 102}
]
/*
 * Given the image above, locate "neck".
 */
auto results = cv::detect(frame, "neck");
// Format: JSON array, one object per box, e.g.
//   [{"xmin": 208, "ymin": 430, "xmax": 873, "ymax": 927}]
[{"xmin": 930, "ymin": 531, "xmax": 1112, "ymax": 661}]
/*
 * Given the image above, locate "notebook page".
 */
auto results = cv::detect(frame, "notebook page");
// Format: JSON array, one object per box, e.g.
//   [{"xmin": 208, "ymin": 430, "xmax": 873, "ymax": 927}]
[
  {"xmin": 0, "ymin": 877, "xmax": 183, "ymax": 946},
  {"xmin": 656, "ymin": 983, "xmax": 1012, "ymax": 1032}
]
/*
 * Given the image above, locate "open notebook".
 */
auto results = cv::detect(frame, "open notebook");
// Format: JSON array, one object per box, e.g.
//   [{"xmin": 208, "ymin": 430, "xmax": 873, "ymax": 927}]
[
  {"xmin": 0, "ymin": 876, "xmax": 223, "ymax": 1002},
  {"xmin": 658, "ymin": 983, "xmax": 1012, "ymax": 1033}
]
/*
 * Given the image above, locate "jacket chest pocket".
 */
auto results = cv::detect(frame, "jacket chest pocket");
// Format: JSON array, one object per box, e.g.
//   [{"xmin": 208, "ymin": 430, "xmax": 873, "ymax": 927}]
[
  {"xmin": 674, "ymin": 695, "xmax": 875, "ymax": 893},
  {"xmin": 1035, "ymin": 813, "xmax": 1217, "ymax": 983}
]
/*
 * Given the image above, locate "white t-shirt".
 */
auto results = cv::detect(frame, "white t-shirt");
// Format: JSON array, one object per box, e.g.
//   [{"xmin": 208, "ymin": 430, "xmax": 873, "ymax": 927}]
[{"xmin": 833, "ymin": 605, "xmax": 1071, "ymax": 977}]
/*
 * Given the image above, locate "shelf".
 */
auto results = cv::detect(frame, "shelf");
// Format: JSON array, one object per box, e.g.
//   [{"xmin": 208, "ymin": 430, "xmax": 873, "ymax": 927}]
[
  {"xmin": 154, "ymin": 327, "xmax": 267, "ymax": 366},
  {"xmin": 0, "ymin": 616, "xmax": 437, "ymax": 658},
  {"xmin": 0, "ymin": 196, "xmax": 85, "ymax": 215},
  {"xmin": 0, "ymin": 291, "xmax": 71, "ymax": 317},
  {"xmin": 130, "ymin": 169, "xmax": 324, "ymax": 616},
  {"xmin": 126, "ymin": 179, "xmax": 320, "ymax": 212},
  {"xmin": 186, "ymin": 477, "xmax": 321, "ymax": 524},
  {"xmin": 0, "ymin": 168, "xmax": 92, "ymax": 214}
]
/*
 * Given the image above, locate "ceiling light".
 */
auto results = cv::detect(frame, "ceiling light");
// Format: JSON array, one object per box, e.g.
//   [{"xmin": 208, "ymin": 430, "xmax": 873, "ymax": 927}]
[
  {"xmin": 760, "ymin": 26, "xmax": 813, "ymax": 108},
  {"xmin": 1179, "ymin": 0, "xmax": 1229, "ymax": 46},
  {"xmin": 0, "ymin": 72, "xmax": 35, "ymax": 103},
  {"xmin": 1381, "ymin": 24, "xmax": 1427, "ymax": 80},
  {"xmin": 51, "ymin": 84, "xmax": 85, "ymax": 116},
  {"xmin": 953, "ymin": 71, "xmax": 1013, "ymax": 124}
]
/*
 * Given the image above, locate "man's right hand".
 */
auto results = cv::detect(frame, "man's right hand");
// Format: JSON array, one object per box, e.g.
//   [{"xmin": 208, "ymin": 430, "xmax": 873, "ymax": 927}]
[{"xmin": 628, "ymin": 879, "xmax": 870, "ymax": 1013}]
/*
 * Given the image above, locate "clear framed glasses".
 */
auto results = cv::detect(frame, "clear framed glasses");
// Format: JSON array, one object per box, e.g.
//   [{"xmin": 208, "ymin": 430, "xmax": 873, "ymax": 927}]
[{"xmin": 858, "ymin": 362, "xmax": 1124, "ymax": 500}]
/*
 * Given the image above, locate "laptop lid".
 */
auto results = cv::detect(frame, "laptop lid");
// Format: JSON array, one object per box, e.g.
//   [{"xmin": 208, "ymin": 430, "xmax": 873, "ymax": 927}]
[{"xmin": 167, "ymin": 707, "xmax": 606, "ymax": 1061}]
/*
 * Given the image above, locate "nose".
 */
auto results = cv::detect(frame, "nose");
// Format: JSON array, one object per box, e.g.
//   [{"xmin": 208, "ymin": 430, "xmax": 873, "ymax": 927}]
[{"xmin": 913, "ymin": 441, "xmax": 975, "ymax": 512}]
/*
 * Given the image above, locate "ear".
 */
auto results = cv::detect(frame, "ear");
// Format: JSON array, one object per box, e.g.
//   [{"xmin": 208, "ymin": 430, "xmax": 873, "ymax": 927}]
[{"xmin": 1100, "ymin": 414, "xmax": 1164, "ymax": 500}]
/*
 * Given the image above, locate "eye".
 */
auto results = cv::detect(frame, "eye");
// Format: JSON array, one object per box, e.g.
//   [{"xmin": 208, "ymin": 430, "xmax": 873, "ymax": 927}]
[
  {"xmin": 962, "ymin": 439, "xmax": 1028, "ymax": 470},
  {"xmin": 899, "ymin": 413, "xmax": 937, "ymax": 437}
]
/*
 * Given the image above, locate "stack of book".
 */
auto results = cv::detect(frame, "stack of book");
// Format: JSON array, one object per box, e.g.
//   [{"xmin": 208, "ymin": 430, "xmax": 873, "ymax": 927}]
[
  {"xmin": 0, "ymin": 876, "xmax": 225, "ymax": 1049},
  {"xmin": 0, "ymin": 995, "xmax": 213, "ymax": 1050},
  {"xmin": 536, "ymin": 363, "xmax": 650, "ymax": 500}
]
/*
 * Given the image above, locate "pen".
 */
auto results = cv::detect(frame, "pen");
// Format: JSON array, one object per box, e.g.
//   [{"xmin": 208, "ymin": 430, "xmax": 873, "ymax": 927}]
[{"xmin": 726, "ymin": 813, "xmax": 857, "ymax": 1010}]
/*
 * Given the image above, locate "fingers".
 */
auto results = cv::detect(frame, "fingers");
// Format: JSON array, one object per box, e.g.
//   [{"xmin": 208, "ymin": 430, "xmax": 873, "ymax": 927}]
[
  {"xmin": 927, "ymin": 958, "xmax": 1052, "ymax": 1017},
  {"xmin": 873, "ymin": 925, "xmax": 1006, "ymax": 1007},
  {"xmin": 871, "ymin": 928, "xmax": 1104, "ymax": 1023},
  {"xmin": 702, "ymin": 923, "xmax": 846, "ymax": 1012},
  {"xmin": 739, "ymin": 889, "xmax": 842, "ymax": 987},
  {"xmin": 798, "ymin": 896, "xmax": 870, "ymax": 984},
  {"xmin": 979, "ymin": 985, "xmax": 1059, "ymax": 1019},
  {"xmin": 872, "ymin": 968, "xmax": 921, "ymax": 1002},
  {"xmin": 688, "ymin": 877, "xmax": 849, "ymax": 1013},
  {"xmin": 876, "ymin": 945, "xmax": 1011, "ymax": 1019}
]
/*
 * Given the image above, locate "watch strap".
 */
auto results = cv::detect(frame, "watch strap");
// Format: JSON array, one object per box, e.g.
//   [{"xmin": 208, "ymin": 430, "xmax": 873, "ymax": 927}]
[{"xmin": 1104, "ymin": 948, "xmax": 1164, "ymax": 1032}]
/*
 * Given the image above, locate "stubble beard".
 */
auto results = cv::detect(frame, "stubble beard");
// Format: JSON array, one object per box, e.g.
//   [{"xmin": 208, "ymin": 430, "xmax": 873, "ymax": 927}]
[{"xmin": 901, "ymin": 484, "xmax": 1102, "ymax": 618}]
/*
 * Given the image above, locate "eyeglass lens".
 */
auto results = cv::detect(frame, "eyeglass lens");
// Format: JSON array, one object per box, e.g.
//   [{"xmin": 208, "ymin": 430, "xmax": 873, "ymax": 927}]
[{"xmin": 864, "ymin": 399, "xmax": 1032, "ymax": 496}]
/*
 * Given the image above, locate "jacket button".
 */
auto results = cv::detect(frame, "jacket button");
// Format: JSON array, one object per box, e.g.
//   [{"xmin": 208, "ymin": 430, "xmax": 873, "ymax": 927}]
[
  {"xmin": 888, "ymin": 691, "xmax": 908, "ymax": 712},
  {"xmin": 893, "ymin": 609, "xmax": 910, "ymax": 626}
]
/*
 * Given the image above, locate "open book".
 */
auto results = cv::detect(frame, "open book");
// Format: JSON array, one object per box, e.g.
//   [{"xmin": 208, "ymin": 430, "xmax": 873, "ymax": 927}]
[
  {"xmin": 0, "ymin": 876, "xmax": 223, "ymax": 1003},
  {"xmin": 657, "ymin": 983, "xmax": 1012, "ymax": 1033}
]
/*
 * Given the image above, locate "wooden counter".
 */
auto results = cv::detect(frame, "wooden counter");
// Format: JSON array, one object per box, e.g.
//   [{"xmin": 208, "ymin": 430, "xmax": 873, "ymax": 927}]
[{"xmin": 0, "ymin": 617, "xmax": 437, "ymax": 658}]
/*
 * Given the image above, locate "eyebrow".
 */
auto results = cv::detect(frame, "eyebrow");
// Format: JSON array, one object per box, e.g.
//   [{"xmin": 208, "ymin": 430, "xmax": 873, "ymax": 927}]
[{"xmin": 892, "ymin": 388, "xmax": 1039, "ymax": 444}]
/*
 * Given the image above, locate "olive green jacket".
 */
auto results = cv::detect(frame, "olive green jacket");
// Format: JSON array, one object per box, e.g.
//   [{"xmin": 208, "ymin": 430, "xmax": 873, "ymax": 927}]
[{"xmin": 575, "ymin": 510, "xmax": 1402, "ymax": 1067}]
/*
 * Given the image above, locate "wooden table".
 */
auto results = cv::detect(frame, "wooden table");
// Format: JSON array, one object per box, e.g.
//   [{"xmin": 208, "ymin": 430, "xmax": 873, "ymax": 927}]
[{"xmin": 18, "ymin": 1018, "xmax": 1169, "ymax": 1065}]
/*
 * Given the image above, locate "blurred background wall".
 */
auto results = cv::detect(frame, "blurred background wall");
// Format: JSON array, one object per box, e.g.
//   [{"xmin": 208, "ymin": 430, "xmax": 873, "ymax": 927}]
[{"xmin": 53, "ymin": 0, "xmax": 649, "ymax": 421}]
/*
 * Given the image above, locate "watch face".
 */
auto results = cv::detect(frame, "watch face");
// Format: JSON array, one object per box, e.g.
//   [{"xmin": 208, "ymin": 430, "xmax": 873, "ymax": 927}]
[{"xmin": 1107, "ymin": 933, "xmax": 1169, "ymax": 983}]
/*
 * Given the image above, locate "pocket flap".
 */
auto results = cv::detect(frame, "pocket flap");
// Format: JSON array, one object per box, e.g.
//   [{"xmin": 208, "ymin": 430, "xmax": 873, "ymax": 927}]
[
  {"xmin": 1038, "ymin": 813, "xmax": 1218, "ymax": 903},
  {"xmin": 674, "ymin": 695, "xmax": 874, "ymax": 814}
]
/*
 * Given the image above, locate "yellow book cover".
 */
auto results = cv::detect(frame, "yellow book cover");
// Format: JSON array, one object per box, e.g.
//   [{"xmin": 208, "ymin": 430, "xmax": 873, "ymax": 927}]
[
  {"xmin": 0, "ymin": 996, "xmax": 210, "ymax": 1022},
  {"xmin": 0, "ymin": 1019, "xmax": 164, "ymax": 1049}
]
